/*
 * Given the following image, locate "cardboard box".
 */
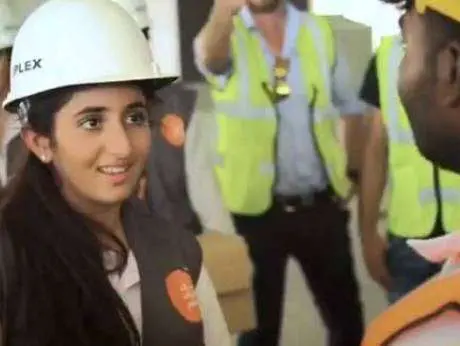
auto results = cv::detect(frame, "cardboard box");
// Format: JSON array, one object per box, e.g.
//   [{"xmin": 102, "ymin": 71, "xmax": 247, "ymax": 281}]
[{"xmin": 198, "ymin": 232, "xmax": 256, "ymax": 333}]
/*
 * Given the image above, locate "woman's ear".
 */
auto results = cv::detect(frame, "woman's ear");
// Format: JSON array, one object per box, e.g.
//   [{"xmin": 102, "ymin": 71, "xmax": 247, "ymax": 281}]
[{"xmin": 21, "ymin": 127, "xmax": 53, "ymax": 163}]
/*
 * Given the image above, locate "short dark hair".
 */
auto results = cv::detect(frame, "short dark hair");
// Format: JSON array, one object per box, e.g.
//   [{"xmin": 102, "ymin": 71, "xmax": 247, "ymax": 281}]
[{"xmin": 380, "ymin": 0, "xmax": 414, "ymax": 11}]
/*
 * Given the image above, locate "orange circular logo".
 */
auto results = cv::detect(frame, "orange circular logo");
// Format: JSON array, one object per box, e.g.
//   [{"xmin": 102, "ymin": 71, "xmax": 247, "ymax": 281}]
[
  {"xmin": 161, "ymin": 114, "xmax": 185, "ymax": 147},
  {"xmin": 165, "ymin": 269, "xmax": 202, "ymax": 323}
]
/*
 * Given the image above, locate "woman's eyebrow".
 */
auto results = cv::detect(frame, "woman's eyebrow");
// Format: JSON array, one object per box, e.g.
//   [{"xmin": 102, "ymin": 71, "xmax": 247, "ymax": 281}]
[
  {"xmin": 74, "ymin": 102, "xmax": 147, "ymax": 116},
  {"xmin": 125, "ymin": 101, "xmax": 147, "ymax": 110},
  {"xmin": 75, "ymin": 106, "xmax": 107, "ymax": 116}
]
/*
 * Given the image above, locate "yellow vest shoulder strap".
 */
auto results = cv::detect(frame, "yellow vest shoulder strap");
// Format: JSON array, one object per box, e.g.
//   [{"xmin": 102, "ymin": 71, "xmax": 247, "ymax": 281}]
[{"xmin": 306, "ymin": 14, "xmax": 335, "ymax": 68}]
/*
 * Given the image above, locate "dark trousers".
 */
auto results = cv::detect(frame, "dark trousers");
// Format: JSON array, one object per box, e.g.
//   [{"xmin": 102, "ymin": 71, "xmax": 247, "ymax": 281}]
[
  {"xmin": 386, "ymin": 233, "xmax": 442, "ymax": 303},
  {"xmin": 234, "ymin": 192, "xmax": 363, "ymax": 346}
]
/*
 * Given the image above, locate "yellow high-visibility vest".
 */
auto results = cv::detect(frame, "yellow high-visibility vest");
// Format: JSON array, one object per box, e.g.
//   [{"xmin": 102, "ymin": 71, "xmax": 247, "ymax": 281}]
[
  {"xmin": 206, "ymin": 13, "xmax": 350, "ymax": 215},
  {"xmin": 377, "ymin": 35, "xmax": 460, "ymax": 237}
]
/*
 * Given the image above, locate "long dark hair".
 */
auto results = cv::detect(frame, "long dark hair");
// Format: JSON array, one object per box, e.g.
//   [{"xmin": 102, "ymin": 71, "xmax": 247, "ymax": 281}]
[{"xmin": 0, "ymin": 83, "xmax": 151, "ymax": 345}]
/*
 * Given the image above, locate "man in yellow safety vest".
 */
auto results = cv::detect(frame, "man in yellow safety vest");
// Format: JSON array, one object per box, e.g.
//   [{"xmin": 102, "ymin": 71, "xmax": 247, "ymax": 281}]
[
  {"xmin": 363, "ymin": 0, "xmax": 460, "ymax": 344},
  {"xmin": 193, "ymin": 0, "xmax": 368, "ymax": 345},
  {"xmin": 359, "ymin": 30, "xmax": 460, "ymax": 303}
]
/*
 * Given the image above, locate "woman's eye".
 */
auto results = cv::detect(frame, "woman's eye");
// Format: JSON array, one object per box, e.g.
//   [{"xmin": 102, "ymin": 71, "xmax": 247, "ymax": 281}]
[
  {"xmin": 78, "ymin": 115, "xmax": 103, "ymax": 130},
  {"xmin": 126, "ymin": 110, "xmax": 150, "ymax": 126}
]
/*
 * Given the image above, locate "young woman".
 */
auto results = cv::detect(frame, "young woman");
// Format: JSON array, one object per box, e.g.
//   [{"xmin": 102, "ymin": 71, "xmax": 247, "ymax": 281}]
[{"xmin": 0, "ymin": 0, "xmax": 231, "ymax": 345}]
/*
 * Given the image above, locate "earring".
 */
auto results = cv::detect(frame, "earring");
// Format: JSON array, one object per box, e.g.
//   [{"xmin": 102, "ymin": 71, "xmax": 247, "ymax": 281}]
[{"xmin": 40, "ymin": 154, "xmax": 48, "ymax": 163}]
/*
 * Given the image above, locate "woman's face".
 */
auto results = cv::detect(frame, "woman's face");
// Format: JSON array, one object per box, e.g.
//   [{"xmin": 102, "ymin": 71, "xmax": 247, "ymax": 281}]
[{"xmin": 27, "ymin": 85, "xmax": 152, "ymax": 209}]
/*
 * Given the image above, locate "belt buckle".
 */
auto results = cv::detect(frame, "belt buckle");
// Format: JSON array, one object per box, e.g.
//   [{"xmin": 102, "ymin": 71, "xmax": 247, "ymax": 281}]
[
  {"xmin": 281, "ymin": 194, "xmax": 314, "ymax": 213},
  {"xmin": 283, "ymin": 204, "xmax": 297, "ymax": 213}
]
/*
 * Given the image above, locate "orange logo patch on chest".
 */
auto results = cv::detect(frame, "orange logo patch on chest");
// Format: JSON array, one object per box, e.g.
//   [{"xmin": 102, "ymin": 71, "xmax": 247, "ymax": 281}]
[
  {"xmin": 165, "ymin": 269, "xmax": 202, "ymax": 323},
  {"xmin": 161, "ymin": 113, "xmax": 185, "ymax": 147}
]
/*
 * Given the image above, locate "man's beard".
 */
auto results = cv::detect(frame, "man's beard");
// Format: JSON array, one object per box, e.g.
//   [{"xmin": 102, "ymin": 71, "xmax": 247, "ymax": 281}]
[
  {"xmin": 400, "ymin": 70, "xmax": 460, "ymax": 173},
  {"xmin": 248, "ymin": 0, "xmax": 281, "ymax": 13}
]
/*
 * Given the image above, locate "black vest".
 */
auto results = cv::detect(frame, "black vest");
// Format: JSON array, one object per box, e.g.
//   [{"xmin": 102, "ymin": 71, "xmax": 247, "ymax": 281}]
[
  {"xmin": 146, "ymin": 83, "xmax": 202, "ymax": 235},
  {"xmin": 0, "ymin": 199, "xmax": 204, "ymax": 346},
  {"xmin": 123, "ymin": 199, "xmax": 204, "ymax": 346}
]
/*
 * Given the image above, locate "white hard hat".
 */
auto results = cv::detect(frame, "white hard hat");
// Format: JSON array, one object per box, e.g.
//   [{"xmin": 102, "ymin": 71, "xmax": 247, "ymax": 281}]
[
  {"xmin": 3, "ymin": 0, "xmax": 176, "ymax": 111},
  {"xmin": 111, "ymin": 0, "xmax": 149, "ymax": 29},
  {"xmin": 0, "ymin": 2, "xmax": 19, "ymax": 51}
]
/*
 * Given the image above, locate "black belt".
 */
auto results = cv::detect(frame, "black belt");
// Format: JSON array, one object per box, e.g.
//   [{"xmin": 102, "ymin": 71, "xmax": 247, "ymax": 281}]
[{"xmin": 274, "ymin": 188, "xmax": 333, "ymax": 213}]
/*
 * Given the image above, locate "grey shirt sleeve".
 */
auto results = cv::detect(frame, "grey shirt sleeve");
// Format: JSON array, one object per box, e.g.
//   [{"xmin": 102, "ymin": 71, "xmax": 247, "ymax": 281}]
[
  {"xmin": 193, "ymin": 33, "xmax": 233, "ymax": 90},
  {"xmin": 184, "ymin": 103, "xmax": 236, "ymax": 235},
  {"xmin": 330, "ymin": 42, "xmax": 367, "ymax": 116}
]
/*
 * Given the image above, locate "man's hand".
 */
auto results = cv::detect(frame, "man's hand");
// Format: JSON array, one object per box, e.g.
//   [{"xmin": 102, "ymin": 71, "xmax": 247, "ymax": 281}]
[
  {"xmin": 362, "ymin": 233, "xmax": 392, "ymax": 290},
  {"xmin": 358, "ymin": 109, "xmax": 390, "ymax": 289}
]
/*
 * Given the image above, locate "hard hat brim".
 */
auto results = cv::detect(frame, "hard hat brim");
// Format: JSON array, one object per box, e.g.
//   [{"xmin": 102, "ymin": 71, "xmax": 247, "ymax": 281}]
[
  {"xmin": 152, "ymin": 76, "xmax": 178, "ymax": 90},
  {"xmin": 3, "ymin": 75, "xmax": 179, "ymax": 113}
]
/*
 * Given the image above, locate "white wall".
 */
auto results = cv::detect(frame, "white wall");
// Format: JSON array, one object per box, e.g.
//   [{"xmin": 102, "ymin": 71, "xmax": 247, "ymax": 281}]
[
  {"xmin": 311, "ymin": 0, "xmax": 401, "ymax": 49},
  {"xmin": 145, "ymin": 0, "xmax": 181, "ymax": 77},
  {"xmin": 7, "ymin": 0, "xmax": 43, "ymax": 23}
]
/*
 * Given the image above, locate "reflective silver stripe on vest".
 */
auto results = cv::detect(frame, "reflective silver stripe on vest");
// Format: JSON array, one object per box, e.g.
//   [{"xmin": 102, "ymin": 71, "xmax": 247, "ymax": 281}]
[
  {"xmin": 419, "ymin": 187, "xmax": 460, "ymax": 203},
  {"xmin": 418, "ymin": 188, "xmax": 437, "ymax": 204},
  {"xmin": 214, "ymin": 101, "xmax": 335, "ymax": 122},
  {"xmin": 213, "ymin": 18, "xmax": 275, "ymax": 174},
  {"xmin": 439, "ymin": 188, "xmax": 460, "ymax": 202},
  {"xmin": 384, "ymin": 38, "xmax": 414, "ymax": 144},
  {"xmin": 384, "ymin": 38, "xmax": 460, "ymax": 206}
]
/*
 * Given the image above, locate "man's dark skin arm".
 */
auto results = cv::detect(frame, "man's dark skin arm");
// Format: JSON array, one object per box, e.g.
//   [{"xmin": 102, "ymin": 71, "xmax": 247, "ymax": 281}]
[{"xmin": 358, "ymin": 55, "xmax": 392, "ymax": 290}]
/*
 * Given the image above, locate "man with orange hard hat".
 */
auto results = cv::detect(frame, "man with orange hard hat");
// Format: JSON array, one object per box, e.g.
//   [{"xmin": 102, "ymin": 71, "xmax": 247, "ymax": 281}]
[{"xmin": 362, "ymin": 0, "xmax": 460, "ymax": 344}]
